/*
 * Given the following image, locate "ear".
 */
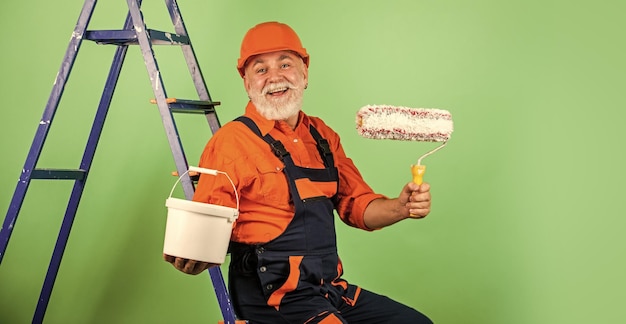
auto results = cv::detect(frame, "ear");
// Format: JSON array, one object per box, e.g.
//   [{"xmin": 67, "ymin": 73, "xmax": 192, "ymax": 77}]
[
  {"xmin": 302, "ymin": 64, "xmax": 309, "ymax": 85},
  {"xmin": 243, "ymin": 74, "xmax": 251, "ymax": 93}
]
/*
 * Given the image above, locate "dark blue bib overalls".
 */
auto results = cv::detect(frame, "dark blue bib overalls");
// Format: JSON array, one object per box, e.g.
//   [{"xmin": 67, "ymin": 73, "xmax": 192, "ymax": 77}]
[{"xmin": 228, "ymin": 117, "xmax": 432, "ymax": 324}]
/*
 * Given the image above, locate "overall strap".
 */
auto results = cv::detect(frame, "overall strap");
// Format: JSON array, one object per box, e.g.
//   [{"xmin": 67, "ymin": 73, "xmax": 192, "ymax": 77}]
[
  {"xmin": 234, "ymin": 116, "xmax": 302, "ymax": 204},
  {"xmin": 308, "ymin": 124, "xmax": 340, "ymax": 204},
  {"xmin": 234, "ymin": 116, "xmax": 287, "ymax": 159},
  {"xmin": 308, "ymin": 125, "xmax": 335, "ymax": 168},
  {"xmin": 234, "ymin": 116, "xmax": 335, "ymax": 168},
  {"xmin": 234, "ymin": 116, "xmax": 339, "ymax": 203}
]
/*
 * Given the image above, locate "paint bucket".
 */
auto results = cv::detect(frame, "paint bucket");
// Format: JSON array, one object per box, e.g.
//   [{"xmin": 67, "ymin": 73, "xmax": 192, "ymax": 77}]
[{"xmin": 163, "ymin": 166, "xmax": 239, "ymax": 264}]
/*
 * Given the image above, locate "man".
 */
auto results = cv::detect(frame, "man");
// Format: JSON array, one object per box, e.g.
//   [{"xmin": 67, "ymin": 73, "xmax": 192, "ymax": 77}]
[{"xmin": 165, "ymin": 21, "xmax": 434, "ymax": 323}]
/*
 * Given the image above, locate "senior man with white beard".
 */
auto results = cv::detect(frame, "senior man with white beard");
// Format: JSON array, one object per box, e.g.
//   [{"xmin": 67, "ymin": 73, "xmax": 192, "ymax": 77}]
[{"xmin": 164, "ymin": 21, "xmax": 434, "ymax": 324}]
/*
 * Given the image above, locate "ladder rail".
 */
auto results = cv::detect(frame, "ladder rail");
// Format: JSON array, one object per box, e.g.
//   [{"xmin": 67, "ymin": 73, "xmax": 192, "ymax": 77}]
[
  {"xmin": 0, "ymin": 0, "xmax": 96, "ymax": 265},
  {"xmin": 127, "ymin": 1, "xmax": 238, "ymax": 322},
  {"xmin": 164, "ymin": 0, "xmax": 221, "ymax": 133},
  {"xmin": 162, "ymin": 2, "xmax": 236, "ymax": 321},
  {"xmin": 1, "ymin": 0, "xmax": 241, "ymax": 322},
  {"xmin": 32, "ymin": 7, "xmax": 135, "ymax": 323},
  {"xmin": 126, "ymin": 0, "xmax": 194, "ymax": 196}
]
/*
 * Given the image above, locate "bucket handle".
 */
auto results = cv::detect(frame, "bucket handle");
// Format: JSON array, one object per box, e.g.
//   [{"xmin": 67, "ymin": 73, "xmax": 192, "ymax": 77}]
[{"xmin": 169, "ymin": 166, "xmax": 240, "ymax": 212}]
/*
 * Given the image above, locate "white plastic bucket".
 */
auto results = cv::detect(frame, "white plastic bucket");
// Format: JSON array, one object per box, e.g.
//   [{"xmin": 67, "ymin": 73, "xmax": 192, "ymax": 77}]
[{"xmin": 163, "ymin": 166, "xmax": 239, "ymax": 264}]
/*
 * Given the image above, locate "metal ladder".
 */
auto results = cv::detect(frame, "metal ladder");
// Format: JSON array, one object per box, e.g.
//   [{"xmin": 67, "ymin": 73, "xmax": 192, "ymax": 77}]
[{"xmin": 0, "ymin": 0, "xmax": 242, "ymax": 323}]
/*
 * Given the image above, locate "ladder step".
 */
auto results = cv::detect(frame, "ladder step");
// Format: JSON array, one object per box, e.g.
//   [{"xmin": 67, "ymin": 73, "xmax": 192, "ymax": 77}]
[
  {"xmin": 171, "ymin": 171, "xmax": 200, "ymax": 183},
  {"xmin": 31, "ymin": 169, "xmax": 87, "ymax": 180},
  {"xmin": 85, "ymin": 29, "xmax": 190, "ymax": 45},
  {"xmin": 150, "ymin": 98, "xmax": 221, "ymax": 114}
]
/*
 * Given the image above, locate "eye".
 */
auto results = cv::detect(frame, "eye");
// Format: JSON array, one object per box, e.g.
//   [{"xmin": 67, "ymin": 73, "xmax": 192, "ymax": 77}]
[
  {"xmin": 281, "ymin": 63, "xmax": 290, "ymax": 69},
  {"xmin": 255, "ymin": 67, "xmax": 267, "ymax": 74}
]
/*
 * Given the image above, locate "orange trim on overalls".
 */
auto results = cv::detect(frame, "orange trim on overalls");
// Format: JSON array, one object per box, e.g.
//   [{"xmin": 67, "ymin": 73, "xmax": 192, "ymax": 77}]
[
  {"xmin": 294, "ymin": 178, "xmax": 338, "ymax": 200},
  {"xmin": 341, "ymin": 286, "xmax": 362, "ymax": 307},
  {"xmin": 318, "ymin": 312, "xmax": 344, "ymax": 323},
  {"xmin": 330, "ymin": 259, "xmax": 348, "ymax": 290},
  {"xmin": 267, "ymin": 255, "xmax": 304, "ymax": 309},
  {"xmin": 303, "ymin": 311, "xmax": 344, "ymax": 324},
  {"xmin": 330, "ymin": 256, "xmax": 361, "ymax": 305}
]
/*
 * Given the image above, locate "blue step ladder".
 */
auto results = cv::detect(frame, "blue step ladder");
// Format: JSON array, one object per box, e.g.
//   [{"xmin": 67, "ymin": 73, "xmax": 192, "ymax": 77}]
[{"xmin": 0, "ymin": 0, "xmax": 243, "ymax": 323}]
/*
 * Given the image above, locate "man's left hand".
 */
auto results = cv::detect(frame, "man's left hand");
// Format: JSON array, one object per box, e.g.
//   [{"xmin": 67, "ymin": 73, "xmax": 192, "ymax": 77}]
[{"xmin": 163, "ymin": 254, "xmax": 219, "ymax": 275}]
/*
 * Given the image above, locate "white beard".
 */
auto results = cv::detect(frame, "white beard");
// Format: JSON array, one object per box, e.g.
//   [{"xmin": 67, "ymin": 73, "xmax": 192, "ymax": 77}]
[{"xmin": 250, "ymin": 81, "xmax": 304, "ymax": 121}]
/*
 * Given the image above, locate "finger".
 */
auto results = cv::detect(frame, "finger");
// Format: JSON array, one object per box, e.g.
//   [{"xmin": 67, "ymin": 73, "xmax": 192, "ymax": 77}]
[
  {"xmin": 174, "ymin": 257, "xmax": 187, "ymax": 271},
  {"xmin": 163, "ymin": 254, "xmax": 175, "ymax": 263},
  {"xmin": 411, "ymin": 191, "xmax": 431, "ymax": 203},
  {"xmin": 183, "ymin": 259, "xmax": 203, "ymax": 274},
  {"xmin": 189, "ymin": 260, "xmax": 211, "ymax": 275},
  {"xmin": 407, "ymin": 207, "xmax": 430, "ymax": 219},
  {"xmin": 418, "ymin": 182, "xmax": 430, "ymax": 193},
  {"xmin": 406, "ymin": 200, "xmax": 431, "ymax": 218},
  {"xmin": 183, "ymin": 259, "xmax": 196, "ymax": 274},
  {"xmin": 407, "ymin": 208, "xmax": 427, "ymax": 218},
  {"xmin": 195, "ymin": 262, "xmax": 211, "ymax": 274},
  {"xmin": 408, "ymin": 200, "xmax": 431, "ymax": 209},
  {"xmin": 191, "ymin": 261, "xmax": 208, "ymax": 275},
  {"xmin": 407, "ymin": 182, "xmax": 420, "ymax": 192}
]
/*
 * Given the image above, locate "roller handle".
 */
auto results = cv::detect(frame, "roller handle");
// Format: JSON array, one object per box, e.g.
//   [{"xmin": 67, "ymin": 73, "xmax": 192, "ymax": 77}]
[
  {"xmin": 409, "ymin": 165, "xmax": 426, "ymax": 218},
  {"xmin": 411, "ymin": 165, "xmax": 426, "ymax": 185}
]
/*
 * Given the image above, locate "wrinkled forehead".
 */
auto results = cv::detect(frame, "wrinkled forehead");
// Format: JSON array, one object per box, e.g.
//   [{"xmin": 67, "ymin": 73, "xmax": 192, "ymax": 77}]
[{"xmin": 245, "ymin": 50, "xmax": 304, "ymax": 69}]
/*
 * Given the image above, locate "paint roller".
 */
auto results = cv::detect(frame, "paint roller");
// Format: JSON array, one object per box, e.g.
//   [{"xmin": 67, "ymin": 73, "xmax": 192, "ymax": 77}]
[{"xmin": 356, "ymin": 104, "xmax": 453, "ymax": 185}]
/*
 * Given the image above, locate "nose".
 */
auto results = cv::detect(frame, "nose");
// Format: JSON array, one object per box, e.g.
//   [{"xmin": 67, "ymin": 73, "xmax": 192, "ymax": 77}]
[{"xmin": 266, "ymin": 66, "xmax": 284, "ymax": 81}]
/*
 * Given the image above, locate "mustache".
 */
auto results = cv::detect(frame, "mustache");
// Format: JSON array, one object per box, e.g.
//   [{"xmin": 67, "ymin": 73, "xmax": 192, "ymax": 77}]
[{"xmin": 262, "ymin": 82, "xmax": 299, "ymax": 95}]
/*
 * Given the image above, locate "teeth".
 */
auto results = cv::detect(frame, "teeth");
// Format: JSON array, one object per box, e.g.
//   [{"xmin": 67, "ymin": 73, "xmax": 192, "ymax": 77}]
[{"xmin": 267, "ymin": 87, "xmax": 287, "ymax": 94}]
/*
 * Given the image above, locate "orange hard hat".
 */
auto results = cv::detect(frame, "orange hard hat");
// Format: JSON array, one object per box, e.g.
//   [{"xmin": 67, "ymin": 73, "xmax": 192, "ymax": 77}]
[{"xmin": 237, "ymin": 21, "xmax": 309, "ymax": 78}]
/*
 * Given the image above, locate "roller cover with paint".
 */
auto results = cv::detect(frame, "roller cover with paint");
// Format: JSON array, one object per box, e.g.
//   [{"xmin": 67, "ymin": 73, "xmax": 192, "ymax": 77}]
[{"xmin": 356, "ymin": 105, "xmax": 453, "ymax": 185}]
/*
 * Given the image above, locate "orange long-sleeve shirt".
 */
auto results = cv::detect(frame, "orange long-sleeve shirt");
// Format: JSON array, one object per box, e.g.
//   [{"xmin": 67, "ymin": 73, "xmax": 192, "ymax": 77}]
[{"xmin": 193, "ymin": 102, "xmax": 384, "ymax": 244}]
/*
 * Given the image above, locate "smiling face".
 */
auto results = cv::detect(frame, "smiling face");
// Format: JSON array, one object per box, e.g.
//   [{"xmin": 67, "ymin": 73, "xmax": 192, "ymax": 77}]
[{"xmin": 243, "ymin": 50, "xmax": 309, "ymax": 128}]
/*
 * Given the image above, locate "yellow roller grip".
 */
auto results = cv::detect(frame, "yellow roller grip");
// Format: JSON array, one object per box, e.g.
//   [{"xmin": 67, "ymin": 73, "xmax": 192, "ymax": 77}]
[
  {"xmin": 411, "ymin": 164, "xmax": 426, "ymax": 185},
  {"xmin": 409, "ymin": 165, "xmax": 426, "ymax": 218}
]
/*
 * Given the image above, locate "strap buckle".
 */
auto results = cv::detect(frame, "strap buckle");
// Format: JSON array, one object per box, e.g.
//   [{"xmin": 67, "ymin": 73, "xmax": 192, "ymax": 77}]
[
  {"xmin": 270, "ymin": 141, "xmax": 289, "ymax": 159},
  {"xmin": 317, "ymin": 138, "xmax": 332, "ymax": 156}
]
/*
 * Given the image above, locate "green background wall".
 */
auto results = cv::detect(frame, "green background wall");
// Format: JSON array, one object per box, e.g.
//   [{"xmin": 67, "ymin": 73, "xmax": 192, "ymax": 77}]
[{"xmin": 1, "ymin": 0, "xmax": 625, "ymax": 323}]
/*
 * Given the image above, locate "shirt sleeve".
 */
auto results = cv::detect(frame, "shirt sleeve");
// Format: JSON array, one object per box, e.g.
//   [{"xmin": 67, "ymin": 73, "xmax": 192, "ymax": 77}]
[{"xmin": 192, "ymin": 125, "xmax": 244, "ymax": 210}]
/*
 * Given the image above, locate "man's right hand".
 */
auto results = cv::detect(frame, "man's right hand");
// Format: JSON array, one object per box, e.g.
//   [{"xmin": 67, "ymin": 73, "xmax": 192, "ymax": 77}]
[{"xmin": 163, "ymin": 254, "xmax": 219, "ymax": 275}]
